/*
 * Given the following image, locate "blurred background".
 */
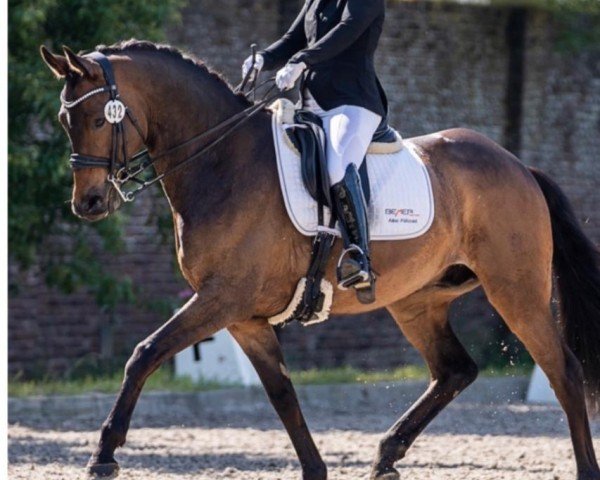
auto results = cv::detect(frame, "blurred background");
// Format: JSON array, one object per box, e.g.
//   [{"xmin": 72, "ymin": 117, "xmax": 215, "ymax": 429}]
[{"xmin": 8, "ymin": 0, "xmax": 600, "ymax": 387}]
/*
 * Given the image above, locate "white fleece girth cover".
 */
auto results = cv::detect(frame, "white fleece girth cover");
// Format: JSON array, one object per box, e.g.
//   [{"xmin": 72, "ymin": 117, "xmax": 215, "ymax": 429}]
[{"xmin": 271, "ymin": 111, "xmax": 435, "ymax": 240}]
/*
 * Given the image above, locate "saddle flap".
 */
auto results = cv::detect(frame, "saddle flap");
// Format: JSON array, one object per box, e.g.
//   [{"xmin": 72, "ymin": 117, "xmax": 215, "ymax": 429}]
[
  {"xmin": 288, "ymin": 111, "xmax": 331, "ymax": 208},
  {"xmin": 285, "ymin": 110, "xmax": 371, "ymax": 208}
]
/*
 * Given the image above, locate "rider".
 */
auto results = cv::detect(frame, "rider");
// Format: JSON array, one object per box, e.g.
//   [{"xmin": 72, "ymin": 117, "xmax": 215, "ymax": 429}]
[{"xmin": 242, "ymin": 0, "xmax": 387, "ymax": 303}]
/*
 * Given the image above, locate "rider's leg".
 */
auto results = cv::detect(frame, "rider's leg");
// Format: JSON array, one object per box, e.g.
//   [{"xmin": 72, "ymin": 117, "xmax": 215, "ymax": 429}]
[
  {"xmin": 322, "ymin": 106, "xmax": 381, "ymax": 300},
  {"xmin": 331, "ymin": 164, "xmax": 371, "ymax": 286},
  {"xmin": 324, "ymin": 105, "xmax": 381, "ymax": 184}
]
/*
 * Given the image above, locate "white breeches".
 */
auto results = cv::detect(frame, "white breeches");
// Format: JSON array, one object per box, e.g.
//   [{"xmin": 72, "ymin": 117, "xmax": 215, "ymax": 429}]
[{"xmin": 303, "ymin": 90, "xmax": 382, "ymax": 184}]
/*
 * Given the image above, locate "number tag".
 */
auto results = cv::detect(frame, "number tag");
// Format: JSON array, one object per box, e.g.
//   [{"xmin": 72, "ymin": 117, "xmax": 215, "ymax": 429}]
[{"xmin": 104, "ymin": 100, "xmax": 126, "ymax": 124}]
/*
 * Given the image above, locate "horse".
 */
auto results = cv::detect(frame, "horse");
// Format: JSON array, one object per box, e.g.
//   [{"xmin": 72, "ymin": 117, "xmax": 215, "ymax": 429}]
[{"xmin": 40, "ymin": 40, "xmax": 600, "ymax": 480}]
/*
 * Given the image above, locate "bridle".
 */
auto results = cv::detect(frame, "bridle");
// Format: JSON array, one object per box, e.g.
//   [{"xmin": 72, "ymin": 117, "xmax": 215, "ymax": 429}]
[{"xmin": 61, "ymin": 51, "xmax": 279, "ymax": 203}]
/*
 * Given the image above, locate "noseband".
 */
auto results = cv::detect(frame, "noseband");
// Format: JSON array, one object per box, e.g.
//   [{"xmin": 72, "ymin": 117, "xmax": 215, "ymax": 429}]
[{"xmin": 61, "ymin": 51, "xmax": 280, "ymax": 202}]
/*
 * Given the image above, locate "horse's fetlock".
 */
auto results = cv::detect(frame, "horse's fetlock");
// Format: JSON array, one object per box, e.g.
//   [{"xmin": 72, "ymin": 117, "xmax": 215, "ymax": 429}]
[
  {"xmin": 89, "ymin": 449, "xmax": 116, "ymax": 466},
  {"xmin": 377, "ymin": 435, "xmax": 392, "ymax": 451},
  {"xmin": 101, "ymin": 419, "xmax": 127, "ymax": 446},
  {"xmin": 378, "ymin": 434, "xmax": 407, "ymax": 461}
]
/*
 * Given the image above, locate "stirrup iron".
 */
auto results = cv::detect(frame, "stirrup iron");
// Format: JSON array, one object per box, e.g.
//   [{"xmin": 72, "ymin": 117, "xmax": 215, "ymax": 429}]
[{"xmin": 336, "ymin": 245, "xmax": 370, "ymax": 290}]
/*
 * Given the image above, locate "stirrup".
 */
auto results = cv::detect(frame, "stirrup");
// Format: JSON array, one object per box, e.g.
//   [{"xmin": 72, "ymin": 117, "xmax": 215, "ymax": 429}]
[{"xmin": 336, "ymin": 245, "xmax": 370, "ymax": 290}]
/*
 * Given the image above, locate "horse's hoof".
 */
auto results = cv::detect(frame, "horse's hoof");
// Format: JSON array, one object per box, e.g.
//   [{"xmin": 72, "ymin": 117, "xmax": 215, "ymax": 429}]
[
  {"xmin": 371, "ymin": 467, "xmax": 400, "ymax": 480},
  {"xmin": 87, "ymin": 462, "xmax": 120, "ymax": 479},
  {"xmin": 303, "ymin": 462, "xmax": 328, "ymax": 480},
  {"xmin": 577, "ymin": 472, "xmax": 600, "ymax": 480}
]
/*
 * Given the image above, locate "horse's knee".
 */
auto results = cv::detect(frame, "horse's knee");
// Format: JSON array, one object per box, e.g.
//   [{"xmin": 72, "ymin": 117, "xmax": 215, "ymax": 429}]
[
  {"xmin": 99, "ymin": 418, "xmax": 127, "ymax": 450},
  {"xmin": 125, "ymin": 340, "xmax": 158, "ymax": 379}
]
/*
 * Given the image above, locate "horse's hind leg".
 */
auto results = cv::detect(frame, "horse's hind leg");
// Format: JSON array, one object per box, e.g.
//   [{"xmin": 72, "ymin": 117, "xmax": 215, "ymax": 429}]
[
  {"xmin": 228, "ymin": 319, "xmax": 326, "ymax": 480},
  {"xmin": 371, "ymin": 290, "xmax": 479, "ymax": 480},
  {"xmin": 479, "ymin": 274, "xmax": 600, "ymax": 479}
]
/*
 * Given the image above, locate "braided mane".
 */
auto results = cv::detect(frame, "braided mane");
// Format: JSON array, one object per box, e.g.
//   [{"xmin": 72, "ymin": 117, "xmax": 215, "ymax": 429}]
[{"xmin": 96, "ymin": 39, "xmax": 250, "ymax": 106}]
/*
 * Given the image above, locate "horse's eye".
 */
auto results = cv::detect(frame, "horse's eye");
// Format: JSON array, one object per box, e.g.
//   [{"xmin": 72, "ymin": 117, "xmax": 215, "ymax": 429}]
[{"xmin": 94, "ymin": 118, "xmax": 106, "ymax": 128}]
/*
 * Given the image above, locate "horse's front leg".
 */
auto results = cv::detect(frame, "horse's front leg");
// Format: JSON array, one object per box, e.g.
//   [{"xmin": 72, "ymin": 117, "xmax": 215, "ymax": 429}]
[
  {"xmin": 228, "ymin": 319, "xmax": 327, "ymax": 480},
  {"xmin": 87, "ymin": 287, "xmax": 241, "ymax": 478}
]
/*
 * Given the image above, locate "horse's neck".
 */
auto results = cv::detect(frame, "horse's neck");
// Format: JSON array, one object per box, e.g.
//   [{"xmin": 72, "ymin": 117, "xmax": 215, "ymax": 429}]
[{"xmin": 144, "ymin": 68, "xmax": 260, "ymax": 221}]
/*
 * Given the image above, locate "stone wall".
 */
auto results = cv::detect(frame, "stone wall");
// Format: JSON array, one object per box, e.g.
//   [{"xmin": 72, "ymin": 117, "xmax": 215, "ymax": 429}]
[
  {"xmin": 521, "ymin": 11, "xmax": 600, "ymax": 241},
  {"xmin": 8, "ymin": 1, "xmax": 600, "ymax": 376},
  {"xmin": 8, "ymin": 194, "xmax": 187, "ymax": 376},
  {"xmin": 378, "ymin": 1, "xmax": 511, "ymax": 142}
]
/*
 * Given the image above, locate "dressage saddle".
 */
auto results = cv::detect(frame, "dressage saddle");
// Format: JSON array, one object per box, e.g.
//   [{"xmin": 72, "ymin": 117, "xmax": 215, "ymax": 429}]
[{"xmin": 284, "ymin": 111, "xmax": 397, "ymax": 210}]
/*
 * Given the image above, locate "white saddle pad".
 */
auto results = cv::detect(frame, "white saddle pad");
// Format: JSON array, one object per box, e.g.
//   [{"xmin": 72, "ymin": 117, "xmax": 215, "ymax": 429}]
[{"xmin": 271, "ymin": 108, "xmax": 435, "ymax": 241}]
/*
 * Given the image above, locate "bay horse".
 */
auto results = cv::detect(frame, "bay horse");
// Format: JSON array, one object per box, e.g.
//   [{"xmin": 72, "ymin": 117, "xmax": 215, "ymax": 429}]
[{"xmin": 40, "ymin": 40, "xmax": 600, "ymax": 480}]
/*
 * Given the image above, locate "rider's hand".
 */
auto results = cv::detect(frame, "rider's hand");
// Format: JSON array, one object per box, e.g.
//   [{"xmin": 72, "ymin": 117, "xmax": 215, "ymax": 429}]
[
  {"xmin": 275, "ymin": 61, "xmax": 307, "ymax": 91},
  {"xmin": 242, "ymin": 53, "xmax": 264, "ymax": 79}
]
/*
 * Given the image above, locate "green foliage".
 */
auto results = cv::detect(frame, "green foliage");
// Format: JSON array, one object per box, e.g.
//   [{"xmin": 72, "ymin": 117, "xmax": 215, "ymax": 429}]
[
  {"xmin": 421, "ymin": 1, "xmax": 599, "ymax": 51},
  {"xmin": 422, "ymin": 0, "xmax": 600, "ymax": 13},
  {"xmin": 290, "ymin": 366, "xmax": 430, "ymax": 385},
  {"xmin": 9, "ymin": 0, "xmax": 184, "ymax": 308},
  {"xmin": 290, "ymin": 363, "xmax": 532, "ymax": 385},
  {"xmin": 8, "ymin": 364, "xmax": 534, "ymax": 397},
  {"xmin": 489, "ymin": 0, "xmax": 600, "ymax": 13},
  {"xmin": 9, "ymin": 364, "xmax": 228, "ymax": 397},
  {"xmin": 484, "ymin": 0, "xmax": 599, "ymax": 50}
]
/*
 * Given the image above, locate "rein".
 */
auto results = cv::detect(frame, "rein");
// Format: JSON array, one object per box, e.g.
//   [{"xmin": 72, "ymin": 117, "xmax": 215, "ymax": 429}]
[{"xmin": 62, "ymin": 51, "xmax": 279, "ymax": 202}]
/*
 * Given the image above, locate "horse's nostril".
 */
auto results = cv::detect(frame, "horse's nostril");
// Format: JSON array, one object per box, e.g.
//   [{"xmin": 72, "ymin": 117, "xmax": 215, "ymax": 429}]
[
  {"xmin": 88, "ymin": 195, "xmax": 103, "ymax": 209},
  {"xmin": 82, "ymin": 194, "xmax": 105, "ymax": 215}
]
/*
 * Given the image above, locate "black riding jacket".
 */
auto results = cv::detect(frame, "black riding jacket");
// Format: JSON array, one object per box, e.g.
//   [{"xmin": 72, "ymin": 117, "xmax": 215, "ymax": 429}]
[{"xmin": 260, "ymin": 0, "xmax": 388, "ymax": 118}]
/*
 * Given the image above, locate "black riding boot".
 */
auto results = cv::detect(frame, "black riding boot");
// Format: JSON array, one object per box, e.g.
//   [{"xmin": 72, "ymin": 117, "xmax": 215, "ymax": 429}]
[{"xmin": 331, "ymin": 164, "xmax": 375, "ymax": 304}]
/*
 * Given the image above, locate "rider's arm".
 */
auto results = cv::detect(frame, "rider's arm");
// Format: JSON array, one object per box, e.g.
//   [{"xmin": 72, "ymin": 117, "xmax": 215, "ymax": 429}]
[
  {"xmin": 259, "ymin": 1, "xmax": 309, "ymax": 71},
  {"xmin": 290, "ymin": 0, "xmax": 384, "ymax": 66}
]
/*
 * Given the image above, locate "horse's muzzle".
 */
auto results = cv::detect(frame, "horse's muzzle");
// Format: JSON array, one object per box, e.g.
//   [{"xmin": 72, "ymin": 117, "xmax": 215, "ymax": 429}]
[{"xmin": 72, "ymin": 193, "xmax": 110, "ymax": 221}]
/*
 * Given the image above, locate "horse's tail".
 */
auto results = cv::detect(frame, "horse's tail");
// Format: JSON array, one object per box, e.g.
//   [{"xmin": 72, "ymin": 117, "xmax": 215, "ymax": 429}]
[{"xmin": 530, "ymin": 167, "xmax": 600, "ymax": 413}]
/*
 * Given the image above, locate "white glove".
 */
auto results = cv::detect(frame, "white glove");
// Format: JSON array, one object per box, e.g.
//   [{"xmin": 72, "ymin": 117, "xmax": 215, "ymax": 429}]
[
  {"xmin": 242, "ymin": 53, "xmax": 264, "ymax": 79},
  {"xmin": 275, "ymin": 61, "xmax": 307, "ymax": 91}
]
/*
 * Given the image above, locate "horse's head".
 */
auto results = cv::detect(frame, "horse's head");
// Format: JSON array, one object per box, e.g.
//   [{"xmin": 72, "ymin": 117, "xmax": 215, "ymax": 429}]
[{"xmin": 40, "ymin": 45, "xmax": 148, "ymax": 221}]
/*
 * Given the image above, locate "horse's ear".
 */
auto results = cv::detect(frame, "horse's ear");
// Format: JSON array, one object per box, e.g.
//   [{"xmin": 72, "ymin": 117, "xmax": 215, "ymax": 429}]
[
  {"xmin": 62, "ymin": 46, "xmax": 101, "ymax": 79},
  {"xmin": 40, "ymin": 45, "xmax": 70, "ymax": 78}
]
